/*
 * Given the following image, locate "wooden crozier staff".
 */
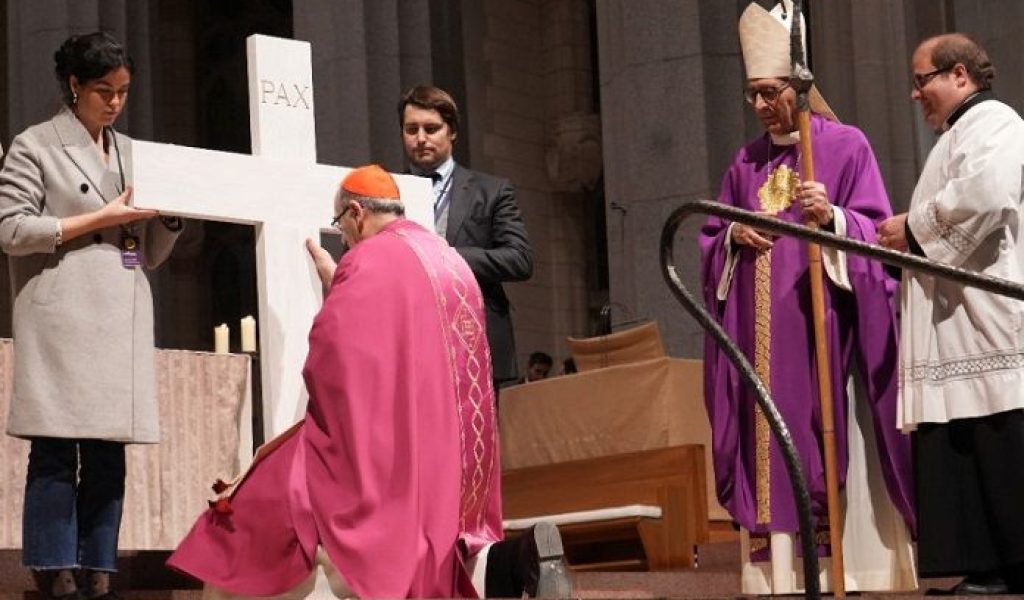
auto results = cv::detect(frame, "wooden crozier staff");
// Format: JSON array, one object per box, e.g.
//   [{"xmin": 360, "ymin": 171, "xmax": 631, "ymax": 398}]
[{"xmin": 788, "ymin": 0, "xmax": 845, "ymax": 596}]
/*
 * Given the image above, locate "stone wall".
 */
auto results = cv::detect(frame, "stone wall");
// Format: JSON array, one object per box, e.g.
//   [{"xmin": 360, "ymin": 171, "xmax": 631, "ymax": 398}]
[
  {"xmin": 3, "ymin": 1, "xmax": 1024, "ymax": 363},
  {"xmin": 460, "ymin": 0, "xmax": 599, "ymax": 370},
  {"xmin": 596, "ymin": 0, "xmax": 1024, "ymax": 360},
  {"xmin": 596, "ymin": 0, "xmax": 749, "ymax": 359}
]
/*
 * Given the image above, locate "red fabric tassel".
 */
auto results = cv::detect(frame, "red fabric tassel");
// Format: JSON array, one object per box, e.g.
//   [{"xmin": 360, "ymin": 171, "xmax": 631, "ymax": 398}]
[{"xmin": 208, "ymin": 497, "xmax": 233, "ymax": 514}]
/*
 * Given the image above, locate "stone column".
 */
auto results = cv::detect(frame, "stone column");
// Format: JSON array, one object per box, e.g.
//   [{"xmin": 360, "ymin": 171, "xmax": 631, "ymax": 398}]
[
  {"xmin": 595, "ymin": 0, "xmax": 748, "ymax": 358},
  {"xmin": 292, "ymin": 0, "xmax": 433, "ymax": 171},
  {"xmin": 808, "ymin": 0, "xmax": 921, "ymax": 212},
  {"xmin": 454, "ymin": 0, "xmax": 604, "ymax": 367},
  {"xmin": 809, "ymin": 0, "xmax": 1024, "ymax": 212},
  {"xmin": 536, "ymin": 0, "xmax": 603, "ymax": 352}
]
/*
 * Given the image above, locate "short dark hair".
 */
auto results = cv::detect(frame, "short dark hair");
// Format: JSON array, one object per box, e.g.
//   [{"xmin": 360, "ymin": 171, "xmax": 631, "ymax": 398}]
[
  {"xmin": 928, "ymin": 33, "xmax": 995, "ymax": 91},
  {"xmin": 398, "ymin": 85, "xmax": 460, "ymax": 136},
  {"xmin": 528, "ymin": 352, "xmax": 553, "ymax": 368},
  {"xmin": 54, "ymin": 31, "xmax": 134, "ymax": 106}
]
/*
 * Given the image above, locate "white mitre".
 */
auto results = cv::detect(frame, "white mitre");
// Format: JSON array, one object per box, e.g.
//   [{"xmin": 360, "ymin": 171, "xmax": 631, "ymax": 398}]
[{"xmin": 738, "ymin": 0, "xmax": 837, "ymax": 121}]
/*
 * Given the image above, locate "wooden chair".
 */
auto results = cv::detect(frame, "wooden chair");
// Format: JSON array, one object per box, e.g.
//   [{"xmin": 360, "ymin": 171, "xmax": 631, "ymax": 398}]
[
  {"xmin": 566, "ymin": 320, "xmax": 665, "ymax": 372},
  {"xmin": 502, "ymin": 445, "xmax": 709, "ymax": 571}
]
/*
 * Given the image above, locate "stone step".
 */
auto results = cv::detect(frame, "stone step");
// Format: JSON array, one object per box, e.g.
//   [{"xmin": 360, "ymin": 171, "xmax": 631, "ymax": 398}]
[
  {"xmin": 1, "ymin": 548, "xmax": 741, "ymax": 597},
  {"xmin": 2, "ymin": 574, "xmax": 740, "ymax": 600},
  {"xmin": 0, "ymin": 550, "xmax": 199, "ymax": 593},
  {"xmin": 575, "ymin": 570, "xmax": 739, "ymax": 598},
  {"xmin": 1, "ymin": 547, "xmax": 1007, "ymax": 598}
]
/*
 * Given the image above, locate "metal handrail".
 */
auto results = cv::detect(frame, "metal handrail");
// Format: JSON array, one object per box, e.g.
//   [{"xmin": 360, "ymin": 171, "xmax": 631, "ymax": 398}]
[{"xmin": 659, "ymin": 200, "xmax": 1024, "ymax": 600}]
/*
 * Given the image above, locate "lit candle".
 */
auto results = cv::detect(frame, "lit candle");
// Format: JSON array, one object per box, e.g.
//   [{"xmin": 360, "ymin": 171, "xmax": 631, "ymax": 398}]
[
  {"xmin": 240, "ymin": 315, "xmax": 257, "ymax": 353},
  {"xmin": 214, "ymin": 323, "xmax": 229, "ymax": 354}
]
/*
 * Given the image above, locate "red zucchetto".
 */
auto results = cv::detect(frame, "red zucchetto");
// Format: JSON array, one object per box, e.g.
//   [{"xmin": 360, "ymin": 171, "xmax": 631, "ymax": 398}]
[{"xmin": 340, "ymin": 164, "xmax": 401, "ymax": 200}]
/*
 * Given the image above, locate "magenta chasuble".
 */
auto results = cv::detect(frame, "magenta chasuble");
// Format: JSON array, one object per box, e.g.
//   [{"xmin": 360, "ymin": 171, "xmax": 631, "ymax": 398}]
[{"xmin": 168, "ymin": 219, "xmax": 502, "ymax": 597}]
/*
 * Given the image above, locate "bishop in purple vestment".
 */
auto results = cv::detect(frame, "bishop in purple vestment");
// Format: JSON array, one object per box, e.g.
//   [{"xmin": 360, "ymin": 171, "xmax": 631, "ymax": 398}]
[
  {"xmin": 700, "ymin": 112, "xmax": 914, "ymax": 537},
  {"xmin": 701, "ymin": 3, "xmax": 916, "ymax": 593}
]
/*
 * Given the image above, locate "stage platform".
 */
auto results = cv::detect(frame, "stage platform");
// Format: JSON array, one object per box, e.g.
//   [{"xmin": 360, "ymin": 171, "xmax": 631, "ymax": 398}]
[{"xmin": 0, "ymin": 543, "xmax": 973, "ymax": 599}]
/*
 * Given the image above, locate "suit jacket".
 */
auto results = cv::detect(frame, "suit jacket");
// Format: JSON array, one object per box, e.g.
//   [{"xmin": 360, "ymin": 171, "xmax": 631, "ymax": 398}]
[
  {"xmin": 444, "ymin": 164, "xmax": 532, "ymax": 383},
  {"xmin": 0, "ymin": 106, "xmax": 181, "ymax": 442}
]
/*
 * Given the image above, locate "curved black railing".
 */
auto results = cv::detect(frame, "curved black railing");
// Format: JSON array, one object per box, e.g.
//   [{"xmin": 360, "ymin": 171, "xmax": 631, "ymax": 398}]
[{"xmin": 660, "ymin": 200, "xmax": 1024, "ymax": 599}]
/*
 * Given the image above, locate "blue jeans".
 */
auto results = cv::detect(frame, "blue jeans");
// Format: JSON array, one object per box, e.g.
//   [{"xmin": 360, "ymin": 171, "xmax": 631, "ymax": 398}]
[{"xmin": 22, "ymin": 438, "xmax": 126, "ymax": 571}]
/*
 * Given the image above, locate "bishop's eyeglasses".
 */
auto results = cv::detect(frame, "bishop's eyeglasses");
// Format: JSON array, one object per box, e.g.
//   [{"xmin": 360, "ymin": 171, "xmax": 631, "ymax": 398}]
[
  {"xmin": 912, "ymin": 66, "xmax": 953, "ymax": 91},
  {"xmin": 744, "ymin": 81, "xmax": 791, "ymax": 105}
]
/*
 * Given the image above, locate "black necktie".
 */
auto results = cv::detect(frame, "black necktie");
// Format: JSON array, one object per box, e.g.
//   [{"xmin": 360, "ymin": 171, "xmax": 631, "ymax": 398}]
[{"xmin": 430, "ymin": 172, "xmax": 449, "ymax": 219}]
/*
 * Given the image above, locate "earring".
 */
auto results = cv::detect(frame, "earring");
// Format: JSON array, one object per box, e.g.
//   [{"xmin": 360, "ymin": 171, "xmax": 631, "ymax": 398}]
[{"xmin": 71, "ymin": 90, "xmax": 78, "ymax": 105}]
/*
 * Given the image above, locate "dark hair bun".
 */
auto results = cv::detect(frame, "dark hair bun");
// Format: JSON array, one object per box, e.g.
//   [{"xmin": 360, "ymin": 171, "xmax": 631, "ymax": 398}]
[{"xmin": 54, "ymin": 31, "xmax": 133, "ymax": 105}]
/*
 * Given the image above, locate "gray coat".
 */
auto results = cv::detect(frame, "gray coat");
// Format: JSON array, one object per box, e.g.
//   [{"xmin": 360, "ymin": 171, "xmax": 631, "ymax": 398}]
[{"xmin": 0, "ymin": 107, "xmax": 181, "ymax": 443}]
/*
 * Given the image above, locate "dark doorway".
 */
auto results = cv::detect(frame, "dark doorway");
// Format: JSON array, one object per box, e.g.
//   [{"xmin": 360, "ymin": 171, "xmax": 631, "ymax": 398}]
[{"xmin": 152, "ymin": 0, "xmax": 293, "ymax": 352}]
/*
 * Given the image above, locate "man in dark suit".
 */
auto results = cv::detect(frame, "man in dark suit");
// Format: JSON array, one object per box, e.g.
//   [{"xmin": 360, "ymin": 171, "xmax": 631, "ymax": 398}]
[{"xmin": 398, "ymin": 85, "xmax": 533, "ymax": 389}]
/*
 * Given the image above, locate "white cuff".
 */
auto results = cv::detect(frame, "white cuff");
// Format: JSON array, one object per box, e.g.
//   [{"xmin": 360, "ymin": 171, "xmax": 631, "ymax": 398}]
[
  {"xmin": 821, "ymin": 207, "xmax": 852, "ymax": 291},
  {"xmin": 716, "ymin": 223, "xmax": 741, "ymax": 301}
]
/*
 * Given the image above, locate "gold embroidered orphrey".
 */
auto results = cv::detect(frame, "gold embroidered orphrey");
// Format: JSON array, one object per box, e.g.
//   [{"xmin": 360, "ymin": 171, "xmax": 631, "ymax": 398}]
[
  {"xmin": 753, "ymin": 251, "xmax": 773, "ymax": 526},
  {"xmin": 393, "ymin": 228, "xmax": 496, "ymax": 532},
  {"xmin": 752, "ymin": 163, "xmax": 800, "ymax": 528}
]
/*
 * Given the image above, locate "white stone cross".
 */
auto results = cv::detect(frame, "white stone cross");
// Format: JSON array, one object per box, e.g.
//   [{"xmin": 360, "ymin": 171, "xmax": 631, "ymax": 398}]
[{"xmin": 131, "ymin": 35, "xmax": 432, "ymax": 450}]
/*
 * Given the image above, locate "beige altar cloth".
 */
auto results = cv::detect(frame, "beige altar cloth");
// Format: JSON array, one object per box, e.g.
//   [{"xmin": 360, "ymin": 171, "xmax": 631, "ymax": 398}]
[
  {"xmin": 0, "ymin": 339, "xmax": 251, "ymax": 550},
  {"xmin": 499, "ymin": 357, "xmax": 727, "ymax": 521}
]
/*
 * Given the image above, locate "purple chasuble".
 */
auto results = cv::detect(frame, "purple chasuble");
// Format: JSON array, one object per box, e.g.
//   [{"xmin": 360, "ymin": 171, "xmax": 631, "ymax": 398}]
[{"xmin": 698, "ymin": 115, "xmax": 915, "ymax": 541}]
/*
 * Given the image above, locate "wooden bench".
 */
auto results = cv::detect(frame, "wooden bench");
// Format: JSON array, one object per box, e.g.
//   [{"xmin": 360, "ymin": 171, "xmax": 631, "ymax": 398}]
[{"xmin": 502, "ymin": 445, "xmax": 709, "ymax": 571}]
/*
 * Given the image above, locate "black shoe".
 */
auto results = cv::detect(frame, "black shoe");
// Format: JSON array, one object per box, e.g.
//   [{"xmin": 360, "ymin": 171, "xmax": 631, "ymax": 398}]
[
  {"xmin": 486, "ymin": 522, "xmax": 574, "ymax": 597},
  {"xmin": 521, "ymin": 522, "xmax": 573, "ymax": 598},
  {"xmin": 926, "ymin": 576, "xmax": 1009, "ymax": 596}
]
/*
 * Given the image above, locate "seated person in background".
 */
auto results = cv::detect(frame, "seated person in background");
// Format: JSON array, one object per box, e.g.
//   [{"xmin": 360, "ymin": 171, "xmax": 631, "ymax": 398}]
[{"xmin": 525, "ymin": 351, "xmax": 553, "ymax": 382}]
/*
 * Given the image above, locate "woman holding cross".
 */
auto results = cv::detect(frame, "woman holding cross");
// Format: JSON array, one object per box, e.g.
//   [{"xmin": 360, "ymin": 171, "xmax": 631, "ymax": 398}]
[{"xmin": 0, "ymin": 31, "xmax": 182, "ymax": 599}]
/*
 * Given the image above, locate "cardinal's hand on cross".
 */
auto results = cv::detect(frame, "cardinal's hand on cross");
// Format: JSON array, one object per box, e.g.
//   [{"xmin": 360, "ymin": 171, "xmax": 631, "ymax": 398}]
[{"xmin": 305, "ymin": 238, "xmax": 337, "ymax": 289}]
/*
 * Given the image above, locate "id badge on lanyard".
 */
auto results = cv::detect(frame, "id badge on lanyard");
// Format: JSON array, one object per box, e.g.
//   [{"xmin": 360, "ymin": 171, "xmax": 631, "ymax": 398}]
[
  {"xmin": 110, "ymin": 130, "xmax": 140, "ymax": 269},
  {"xmin": 120, "ymin": 232, "xmax": 141, "ymax": 268}
]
